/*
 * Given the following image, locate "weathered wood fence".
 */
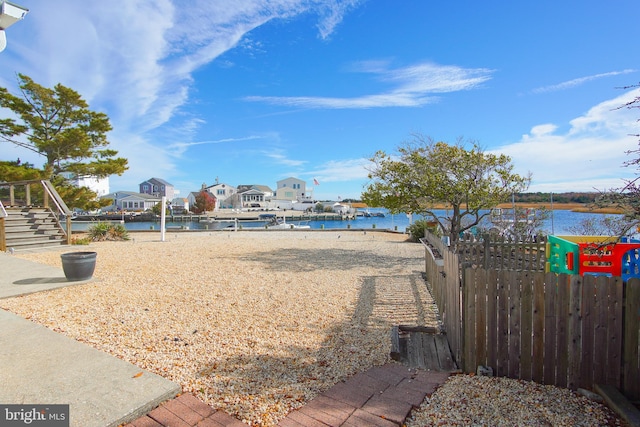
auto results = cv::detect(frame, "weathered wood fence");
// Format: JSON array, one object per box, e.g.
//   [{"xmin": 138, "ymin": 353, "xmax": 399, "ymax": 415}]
[{"xmin": 423, "ymin": 232, "xmax": 640, "ymax": 401}]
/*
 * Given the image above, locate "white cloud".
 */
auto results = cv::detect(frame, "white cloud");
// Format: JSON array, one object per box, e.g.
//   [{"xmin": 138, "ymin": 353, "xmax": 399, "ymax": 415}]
[
  {"xmin": 307, "ymin": 158, "xmax": 370, "ymax": 182},
  {"xmin": 264, "ymin": 151, "xmax": 307, "ymax": 167},
  {"xmin": 2, "ymin": 0, "xmax": 360, "ymax": 194},
  {"xmin": 245, "ymin": 62, "xmax": 493, "ymax": 109},
  {"xmin": 313, "ymin": 0, "xmax": 363, "ymax": 40},
  {"xmin": 167, "ymin": 135, "xmax": 265, "ymax": 156},
  {"xmin": 532, "ymin": 69, "xmax": 637, "ymax": 94},
  {"xmin": 492, "ymin": 87, "xmax": 640, "ymax": 192}
]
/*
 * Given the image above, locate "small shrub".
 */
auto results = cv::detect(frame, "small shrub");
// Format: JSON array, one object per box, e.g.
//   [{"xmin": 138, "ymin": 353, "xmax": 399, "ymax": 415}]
[
  {"xmin": 407, "ymin": 219, "xmax": 441, "ymax": 242},
  {"xmin": 87, "ymin": 222, "xmax": 130, "ymax": 241},
  {"xmin": 71, "ymin": 235, "xmax": 92, "ymax": 245}
]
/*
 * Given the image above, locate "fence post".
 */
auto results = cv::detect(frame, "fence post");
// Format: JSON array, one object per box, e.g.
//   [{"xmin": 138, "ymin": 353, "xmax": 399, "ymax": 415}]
[{"xmin": 484, "ymin": 235, "xmax": 490, "ymax": 269}]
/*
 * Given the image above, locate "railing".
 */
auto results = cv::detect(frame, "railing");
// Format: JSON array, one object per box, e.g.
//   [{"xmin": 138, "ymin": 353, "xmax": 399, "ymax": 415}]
[
  {"xmin": 424, "ymin": 230, "xmax": 640, "ymax": 401},
  {"xmin": 0, "ymin": 179, "xmax": 73, "ymax": 248}
]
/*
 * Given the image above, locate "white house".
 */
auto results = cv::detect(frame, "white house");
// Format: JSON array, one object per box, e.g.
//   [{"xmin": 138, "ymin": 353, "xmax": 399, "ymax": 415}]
[
  {"xmin": 101, "ymin": 191, "xmax": 160, "ymax": 212},
  {"xmin": 59, "ymin": 172, "xmax": 110, "ymax": 197},
  {"xmin": 275, "ymin": 177, "xmax": 310, "ymax": 201},
  {"xmin": 206, "ymin": 183, "xmax": 237, "ymax": 210}
]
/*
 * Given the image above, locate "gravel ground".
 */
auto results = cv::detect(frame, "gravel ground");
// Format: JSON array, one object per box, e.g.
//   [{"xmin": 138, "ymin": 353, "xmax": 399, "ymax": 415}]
[
  {"xmin": 1, "ymin": 230, "xmax": 624, "ymax": 426},
  {"xmin": 407, "ymin": 374, "xmax": 624, "ymax": 427},
  {"xmin": 2, "ymin": 230, "xmax": 435, "ymax": 426}
]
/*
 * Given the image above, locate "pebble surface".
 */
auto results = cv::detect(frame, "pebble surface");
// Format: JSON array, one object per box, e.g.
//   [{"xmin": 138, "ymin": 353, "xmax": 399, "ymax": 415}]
[
  {"xmin": 2, "ymin": 231, "xmax": 435, "ymax": 426},
  {"xmin": 1, "ymin": 231, "xmax": 624, "ymax": 426}
]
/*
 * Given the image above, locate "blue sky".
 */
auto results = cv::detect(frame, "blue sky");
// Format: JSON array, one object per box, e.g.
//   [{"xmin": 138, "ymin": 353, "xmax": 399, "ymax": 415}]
[{"xmin": 1, "ymin": 1, "xmax": 639, "ymax": 201}]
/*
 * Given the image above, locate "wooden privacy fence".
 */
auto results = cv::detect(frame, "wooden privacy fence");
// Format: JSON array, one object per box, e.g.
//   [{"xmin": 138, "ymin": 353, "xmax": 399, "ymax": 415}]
[
  {"xmin": 456, "ymin": 234, "xmax": 547, "ymax": 271},
  {"xmin": 463, "ymin": 270, "xmax": 640, "ymax": 400},
  {"xmin": 423, "ymin": 232, "xmax": 640, "ymax": 400}
]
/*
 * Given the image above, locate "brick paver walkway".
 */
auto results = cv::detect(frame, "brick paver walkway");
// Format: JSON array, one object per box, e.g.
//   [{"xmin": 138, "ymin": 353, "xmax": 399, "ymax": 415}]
[{"xmin": 124, "ymin": 364, "xmax": 451, "ymax": 427}]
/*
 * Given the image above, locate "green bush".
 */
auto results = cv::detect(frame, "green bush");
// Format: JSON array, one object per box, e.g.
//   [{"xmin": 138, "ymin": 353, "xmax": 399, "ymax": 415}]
[
  {"xmin": 87, "ymin": 222, "xmax": 130, "ymax": 241},
  {"xmin": 407, "ymin": 219, "xmax": 441, "ymax": 242}
]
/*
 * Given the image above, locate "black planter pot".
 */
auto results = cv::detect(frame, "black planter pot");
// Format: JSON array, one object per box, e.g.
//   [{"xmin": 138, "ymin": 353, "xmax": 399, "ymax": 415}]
[{"xmin": 60, "ymin": 251, "xmax": 97, "ymax": 281}]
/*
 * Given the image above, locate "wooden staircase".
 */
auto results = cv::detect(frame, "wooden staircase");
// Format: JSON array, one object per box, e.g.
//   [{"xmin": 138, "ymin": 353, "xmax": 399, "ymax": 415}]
[
  {"xmin": 1, "ymin": 179, "xmax": 72, "ymax": 252},
  {"xmin": 3, "ymin": 207, "xmax": 68, "ymax": 251}
]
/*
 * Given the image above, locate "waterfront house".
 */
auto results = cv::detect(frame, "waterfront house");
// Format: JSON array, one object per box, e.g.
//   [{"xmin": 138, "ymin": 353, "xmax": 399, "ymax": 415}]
[
  {"xmin": 101, "ymin": 191, "xmax": 161, "ymax": 212},
  {"xmin": 140, "ymin": 178, "xmax": 175, "ymax": 200},
  {"xmin": 205, "ymin": 182, "xmax": 237, "ymax": 210},
  {"xmin": 237, "ymin": 187, "xmax": 267, "ymax": 208},
  {"xmin": 275, "ymin": 177, "xmax": 310, "ymax": 201}
]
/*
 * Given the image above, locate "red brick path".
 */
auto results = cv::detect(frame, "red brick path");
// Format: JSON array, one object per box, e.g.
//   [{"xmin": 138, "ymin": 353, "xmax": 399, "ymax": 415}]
[{"xmin": 124, "ymin": 364, "xmax": 452, "ymax": 427}]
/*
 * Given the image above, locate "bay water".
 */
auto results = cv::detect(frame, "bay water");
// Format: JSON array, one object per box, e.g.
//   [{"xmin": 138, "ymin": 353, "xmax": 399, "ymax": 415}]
[{"xmin": 69, "ymin": 208, "xmax": 621, "ymax": 236}]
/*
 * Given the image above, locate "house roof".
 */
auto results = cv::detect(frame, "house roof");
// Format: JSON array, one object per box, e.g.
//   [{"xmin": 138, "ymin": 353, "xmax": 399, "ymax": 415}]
[
  {"xmin": 252, "ymin": 184, "xmax": 273, "ymax": 193},
  {"xmin": 141, "ymin": 177, "xmax": 173, "ymax": 187},
  {"xmin": 239, "ymin": 188, "xmax": 264, "ymax": 195},
  {"xmin": 276, "ymin": 177, "xmax": 304, "ymax": 184},
  {"xmin": 101, "ymin": 191, "xmax": 160, "ymax": 201}
]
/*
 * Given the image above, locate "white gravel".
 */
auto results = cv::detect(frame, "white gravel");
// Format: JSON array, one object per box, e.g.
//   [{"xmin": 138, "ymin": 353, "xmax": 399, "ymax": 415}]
[
  {"xmin": 2, "ymin": 230, "xmax": 624, "ymax": 426},
  {"xmin": 1, "ymin": 230, "xmax": 435, "ymax": 426}
]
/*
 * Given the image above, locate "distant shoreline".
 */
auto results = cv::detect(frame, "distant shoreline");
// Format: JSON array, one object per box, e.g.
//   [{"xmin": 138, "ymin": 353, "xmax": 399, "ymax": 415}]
[{"xmin": 494, "ymin": 202, "xmax": 623, "ymax": 214}]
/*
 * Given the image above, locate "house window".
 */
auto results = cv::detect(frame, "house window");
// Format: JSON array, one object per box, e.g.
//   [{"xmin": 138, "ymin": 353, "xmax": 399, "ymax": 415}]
[{"xmin": 217, "ymin": 189, "xmax": 225, "ymax": 195}]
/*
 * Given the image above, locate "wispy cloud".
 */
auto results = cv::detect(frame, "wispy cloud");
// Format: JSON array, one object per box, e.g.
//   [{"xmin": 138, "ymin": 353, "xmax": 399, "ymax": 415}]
[
  {"xmin": 3, "ymin": 0, "xmax": 360, "ymax": 191},
  {"xmin": 314, "ymin": 0, "xmax": 364, "ymax": 40},
  {"xmin": 532, "ymin": 69, "xmax": 637, "ymax": 94},
  {"xmin": 167, "ymin": 136, "xmax": 266, "ymax": 156},
  {"xmin": 245, "ymin": 62, "xmax": 494, "ymax": 109},
  {"xmin": 306, "ymin": 158, "xmax": 370, "ymax": 182},
  {"xmin": 264, "ymin": 151, "xmax": 307, "ymax": 168}
]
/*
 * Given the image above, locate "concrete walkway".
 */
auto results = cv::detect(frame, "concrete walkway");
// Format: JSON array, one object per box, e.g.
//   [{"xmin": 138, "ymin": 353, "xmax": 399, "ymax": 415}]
[
  {"xmin": 0, "ymin": 250, "xmax": 91, "ymax": 299},
  {"xmin": 0, "ymin": 252, "xmax": 182, "ymax": 427}
]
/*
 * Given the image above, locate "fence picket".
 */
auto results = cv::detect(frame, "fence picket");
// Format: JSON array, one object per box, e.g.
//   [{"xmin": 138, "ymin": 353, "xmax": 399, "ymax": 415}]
[
  {"xmin": 531, "ymin": 272, "xmax": 545, "ymax": 383},
  {"xmin": 486, "ymin": 269, "xmax": 499, "ymax": 374},
  {"xmin": 567, "ymin": 275, "xmax": 583, "ymax": 390},
  {"xmin": 607, "ymin": 276, "xmax": 623, "ymax": 388},
  {"xmin": 555, "ymin": 274, "xmax": 570, "ymax": 388},
  {"xmin": 623, "ymin": 279, "xmax": 640, "ymax": 400},
  {"xmin": 593, "ymin": 275, "xmax": 610, "ymax": 386},
  {"xmin": 543, "ymin": 272, "xmax": 558, "ymax": 385},
  {"xmin": 520, "ymin": 272, "xmax": 533, "ymax": 381},
  {"xmin": 508, "ymin": 270, "xmax": 522, "ymax": 378},
  {"xmin": 497, "ymin": 270, "xmax": 510, "ymax": 377},
  {"xmin": 475, "ymin": 268, "xmax": 488, "ymax": 369}
]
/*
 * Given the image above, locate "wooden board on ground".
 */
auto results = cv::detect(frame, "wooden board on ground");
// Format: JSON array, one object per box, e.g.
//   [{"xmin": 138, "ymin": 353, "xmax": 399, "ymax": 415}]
[{"xmin": 390, "ymin": 325, "xmax": 458, "ymax": 371}]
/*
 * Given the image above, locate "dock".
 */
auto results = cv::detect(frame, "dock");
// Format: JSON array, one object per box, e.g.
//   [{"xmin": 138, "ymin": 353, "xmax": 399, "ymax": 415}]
[{"xmin": 73, "ymin": 211, "xmax": 354, "ymax": 223}]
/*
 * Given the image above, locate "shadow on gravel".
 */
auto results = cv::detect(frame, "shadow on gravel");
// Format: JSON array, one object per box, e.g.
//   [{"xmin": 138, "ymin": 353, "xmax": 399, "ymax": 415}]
[{"xmin": 236, "ymin": 247, "xmax": 419, "ymax": 272}]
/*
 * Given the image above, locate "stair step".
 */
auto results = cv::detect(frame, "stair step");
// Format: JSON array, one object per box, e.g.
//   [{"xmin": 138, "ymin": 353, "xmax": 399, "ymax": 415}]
[{"xmin": 2, "ymin": 207, "xmax": 68, "ymax": 251}]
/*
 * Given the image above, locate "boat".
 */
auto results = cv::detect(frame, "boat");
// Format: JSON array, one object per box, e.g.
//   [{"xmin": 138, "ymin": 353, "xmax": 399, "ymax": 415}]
[
  {"xmin": 202, "ymin": 218, "xmax": 238, "ymax": 229},
  {"xmin": 266, "ymin": 216, "xmax": 311, "ymax": 229}
]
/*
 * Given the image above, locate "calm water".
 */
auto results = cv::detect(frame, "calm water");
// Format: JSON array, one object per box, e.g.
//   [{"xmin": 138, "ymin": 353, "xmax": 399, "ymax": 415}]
[{"xmin": 68, "ymin": 208, "xmax": 622, "ymax": 236}]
